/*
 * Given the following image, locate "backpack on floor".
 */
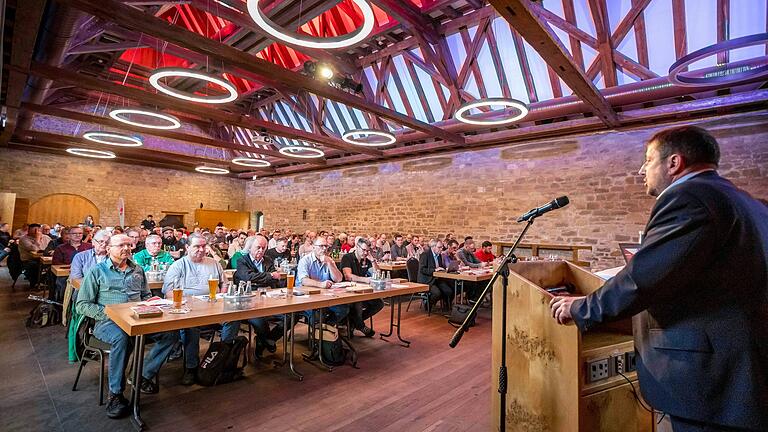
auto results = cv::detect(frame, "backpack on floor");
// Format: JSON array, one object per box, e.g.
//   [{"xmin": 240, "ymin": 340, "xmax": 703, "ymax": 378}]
[
  {"xmin": 314, "ymin": 324, "xmax": 356, "ymax": 367},
  {"xmin": 197, "ymin": 335, "xmax": 248, "ymax": 386},
  {"xmin": 26, "ymin": 302, "xmax": 62, "ymax": 328}
]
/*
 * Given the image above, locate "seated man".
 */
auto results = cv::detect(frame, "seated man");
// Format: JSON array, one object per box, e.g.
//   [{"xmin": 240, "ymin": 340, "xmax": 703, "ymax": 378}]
[
  {"xmin": 132, "ymin": 235, "xmax": 174, "ymax": 272},
  {"xmin": 227, "ymin": 231, "xmax": 247, "ymax": 259},
  {"xmin": 127, "ymin": 229, "xmax": 143, "ymax": 253},
  {"xmin": 70, "ymin": 230, "xmax": 110, "ymax": 281},
  {"xmin": 340, "ymin": 237, "xmax": 383, "ymax": 337},
  {"xmin": 417, "ymin": 239, "xmax": 453, "ymax": 308},
  {"xmin": 234, "ymin": 235, "xmax": 284, "ymax": 358},
  {"xmin": 442, "ymin": 239, "xmax": 462, "ymax": 272},
  {"xmin": 341, "ymin": 235, "xmax": 355, "ymax": 253},
  {"xmin": 390, "ymin": 234, "xmax": 408, "ymax": 261},
  {"xmin": 162, "ymin": 233, "xmax": 237, "ymax": 385},
  {"xmin": 18, "ymin": 223, "xmax": 48, "ymax": 288},
  {"xmin": 457, "ymin": 239, "xmax": 486, "ymax": 269},
  {"xmin": 406, "ymin": 235, "xmax": 424, "ymax": 259},
  {"xmin": 297, "ymin": 236, "xmax": 348, "ymax": 324},
  {"xmin": 474, "ymin": 241, "xmax": 496, "ymax": 263},
  {"xmin": 161, "ymin": 227, "xmax": 184, "ymax": 259},
  {"xmin": 264, "ymin": 237, "xmax": 291, "ymax": 267},
  {"xmin": 75, "ymin": 234, "xmax": 178, "ymax": 419},
  {"xmin": 53, "ymin": 227, "xmax": 91, "ymax": 265}
]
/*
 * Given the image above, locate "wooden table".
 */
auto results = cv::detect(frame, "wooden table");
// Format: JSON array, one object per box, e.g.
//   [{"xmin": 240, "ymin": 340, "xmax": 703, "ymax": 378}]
[
  {"xmin": 51, "ymin": 265, "xmax": 71, "ymax": 277},
  {"xmin": 433, "ymin": 269, "xmax": 494, "ymax": 304},
  {"xmin": 105, "ymin": 281, "xmax": 428, "ymax": 430},
  {"xmin": 40, "ymin": 256, "xmax": 52, "ymax": 265},
  {"xmin": 377, "ymin": 261, "xmax": 408, "ymax": 271}
]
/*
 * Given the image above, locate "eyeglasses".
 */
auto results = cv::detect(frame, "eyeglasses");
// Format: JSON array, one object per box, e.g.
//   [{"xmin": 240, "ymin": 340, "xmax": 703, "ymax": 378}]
[
  {"xmin": 313, "ymin": 244, "xmax": 329, "ymax": 249},
  {"xmin": 110, "ymin": 243, "xmax": 133, "ymax": 249},
  {"xmin": 92, "ymin": 239, "xmax": 106, "ymax": 245}
]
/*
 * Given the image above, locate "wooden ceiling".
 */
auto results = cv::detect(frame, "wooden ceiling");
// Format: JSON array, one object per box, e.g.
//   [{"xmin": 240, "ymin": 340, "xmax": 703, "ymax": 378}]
[{"xmin": 2, "ymin": 0, "xmax": 767, "ymax": 178}]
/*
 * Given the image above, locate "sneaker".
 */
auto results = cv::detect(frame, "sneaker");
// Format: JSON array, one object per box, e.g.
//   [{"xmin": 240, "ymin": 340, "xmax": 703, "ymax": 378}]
[
  {"xmin": 358, "ymin": 326, "xmax": 375, "ymax": 338},
  {"xmin": 264, "ymin": 339, "xmax": 277, "ymax": 354},
  {"xmin": 181, "ymin": 368, "xmax": 197, "ymax": 386},
  {"xmin": 106, "ymin": 393, "xmax": 129, "ymax": 419},
  {"xmin": 139, "ymin": 377, "xmax": 158, "ymax": 394}
]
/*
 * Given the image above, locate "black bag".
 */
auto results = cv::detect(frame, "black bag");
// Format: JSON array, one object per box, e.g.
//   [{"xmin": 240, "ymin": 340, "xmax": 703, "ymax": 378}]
[
  {"xmin": 26, "ymin": 303, "xmax": 62, "ymax": 328},
  {"xmin": 448, "ymin": 303, "xmax": 475, "ymax": 328},
  {"xmin": 197, "ymin": 335, "xmax": 248, "ymax": 386},
  {"xmin": 315, "ymin": 324, "xmax": 352, "ymax": 367}
]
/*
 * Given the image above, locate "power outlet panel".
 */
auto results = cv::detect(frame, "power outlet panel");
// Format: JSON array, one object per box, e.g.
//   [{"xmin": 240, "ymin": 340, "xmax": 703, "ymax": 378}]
[
  {"xmin": 612, "ymin": 354, "xmax": 625, "ymax": 374},
  {"xmin": 588, "ymin": 358, "xmax": 611, "ymax": 383},
  {"xmin": 625, "ymin": 351, "xmax": 637, "ymax": 372}
]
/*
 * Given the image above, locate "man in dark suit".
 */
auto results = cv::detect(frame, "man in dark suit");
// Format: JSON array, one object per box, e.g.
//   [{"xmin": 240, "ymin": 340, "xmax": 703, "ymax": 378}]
[
  {"xmin": 234, "ymin": 235, "xmax": 284, "ymax": 358},
  {"xmin": 550, "ymin": 126, "xmax": 768, "ymax": 431},
  {"xmin": 418, "ymin": 238, "xmax": 454, "ymax": 308}
]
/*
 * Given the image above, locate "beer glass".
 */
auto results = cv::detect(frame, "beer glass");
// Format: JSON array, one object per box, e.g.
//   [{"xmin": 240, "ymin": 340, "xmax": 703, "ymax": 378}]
[
  {"xmin": 208, "ymin": 274, "xmax": 219, "ymax": 302},
  {"xmin": 286, "ymin": 273, "xmax": 295, "ymax": 297},
  {"xmin": 172, "ymin": 286, "xmax": 183, "ymax": 309}
]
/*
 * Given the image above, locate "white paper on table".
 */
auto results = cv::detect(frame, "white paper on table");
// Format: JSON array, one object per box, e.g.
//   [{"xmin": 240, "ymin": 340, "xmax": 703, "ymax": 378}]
[
  {"xmin": 138, "ymin": 298, "xmax": 184, "ymax": 306},
  {"xmin": 331, "ymin": 282, "xmax": 353, "ymax": 289},
  {"xmin": 594, "ymin": 265, "xmax": 624, "ymax": 281},
  {"xmin": 391, "ymin": 284, "xmax": 409, "ymax": 288}
]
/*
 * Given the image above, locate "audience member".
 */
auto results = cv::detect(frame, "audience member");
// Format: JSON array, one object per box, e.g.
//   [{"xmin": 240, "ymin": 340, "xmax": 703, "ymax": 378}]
[
  {"xmin": 140, "ymin": 214, "xmax": 156, "ymax": 231},
  {"xmin": 457, "ymin": 239, "xmax": 485, "ymax": 268},
  {"xmin": 390, "ymin": 234, "xmax": 408, "ymax": 260},
  {"xmin": 227, "ymin": 231, "xmax": 247, "ymax": 258},
  {"xmin": 340, "ymin": 237, "xmax": 383, "ymax": 336},
  {"xmin": 406, "ymin": 235, "xmax": 424, "ymax": 259},
  {"xmin": 474, "ymin": 241, "xmax": 496, "ymax": 262},
  {"xmin": 265, "ymin": 237, "xmax": 291, "ymax": 265},
  {"xmin": 132, "ymin": 235, "xmax": 174, "ymax": 272},
  {"xmin": 70, "ymin": 230, "xmax": 110, "ymax": 280},
  {"xmin": 297, "ymin": 236, "xmax": 348, "ymax": 324},
  {"xmin": 417, "ymin": 239, "xmax": 453, "ymax": 308}
]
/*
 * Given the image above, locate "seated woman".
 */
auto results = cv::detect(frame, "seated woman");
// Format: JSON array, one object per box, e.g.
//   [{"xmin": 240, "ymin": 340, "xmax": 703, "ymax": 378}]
[{"xmin": 233, "ymin": 235, "xmax": 284, "ymax": 359}]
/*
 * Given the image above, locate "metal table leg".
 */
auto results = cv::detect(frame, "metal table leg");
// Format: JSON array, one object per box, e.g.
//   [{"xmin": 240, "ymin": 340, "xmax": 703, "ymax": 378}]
[
  {"xmin": 380, "ymin": 295, "xmax": 411, "ymax": 347},
  {"xmin": 130, "ymin": 334, "xmax": 146, "ymax": 431},
  {"xmin": 273, "ymin": 313, "xmax": 303, "ymax": 381},
  {"xmin": 302, "ymin": 309, "xmax": 333, "ymax": 371}
]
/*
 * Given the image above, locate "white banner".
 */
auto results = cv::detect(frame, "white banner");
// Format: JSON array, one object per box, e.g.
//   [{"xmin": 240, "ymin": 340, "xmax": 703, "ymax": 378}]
[{"xmin": 118, "ymin": 197, "xmax": 125, "ymax": 227}]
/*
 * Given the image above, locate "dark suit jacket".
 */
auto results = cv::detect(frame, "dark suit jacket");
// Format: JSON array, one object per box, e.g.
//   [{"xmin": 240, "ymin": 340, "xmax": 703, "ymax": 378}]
[
  {"xmin": 234, "ymin": 254, "xmax": 278, "ymax": 289},
  {"xmin": 572, "ymin": 171, "xmax": 768, "ymax": 430},
  {"xmin": 417, "ymin": 250, "xmax": 444, "ymax": 286}
]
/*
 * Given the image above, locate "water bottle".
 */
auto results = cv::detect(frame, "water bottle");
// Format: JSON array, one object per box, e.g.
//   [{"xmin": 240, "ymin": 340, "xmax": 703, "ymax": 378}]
[{"xmin": 245, "ymin": 281, "xmax": 252, "ymax": 295}]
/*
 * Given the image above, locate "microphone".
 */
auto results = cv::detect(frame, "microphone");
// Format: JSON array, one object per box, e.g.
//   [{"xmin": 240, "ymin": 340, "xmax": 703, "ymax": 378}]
[{"xmin": 517, "ymin": 196, "xmax": 569, "ymax": 222}]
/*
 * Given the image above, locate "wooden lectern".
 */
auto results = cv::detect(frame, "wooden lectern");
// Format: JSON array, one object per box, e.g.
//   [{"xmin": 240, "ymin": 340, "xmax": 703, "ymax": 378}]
[{"xmin": 492, "ymin": 260, "xmax": 653, "ymax": 431}]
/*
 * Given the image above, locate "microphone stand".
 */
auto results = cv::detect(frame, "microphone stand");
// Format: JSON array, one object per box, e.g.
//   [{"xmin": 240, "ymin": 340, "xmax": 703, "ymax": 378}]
[{"xmin": 449, "ymin": 216, "xmax": 537, "ymax": 432}]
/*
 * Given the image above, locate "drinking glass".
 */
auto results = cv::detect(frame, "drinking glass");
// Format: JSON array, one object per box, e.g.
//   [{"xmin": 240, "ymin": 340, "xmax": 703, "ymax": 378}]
[
  {"xmin": 172, "ymin": 287, "xmax": 183, "ymax": 309},
  {"xmin": 208, "ymin": 274, "xmax": 218, "ymax": 302},
  {"xmin": 286, "ymin": 273, "xmax": 295, "ymax": 297}
]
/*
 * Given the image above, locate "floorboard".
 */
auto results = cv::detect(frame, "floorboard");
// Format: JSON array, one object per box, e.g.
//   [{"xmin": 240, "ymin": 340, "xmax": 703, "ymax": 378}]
[{"xmin": 0, "ymin": 268, "xmax": 492, "ymax": 432}]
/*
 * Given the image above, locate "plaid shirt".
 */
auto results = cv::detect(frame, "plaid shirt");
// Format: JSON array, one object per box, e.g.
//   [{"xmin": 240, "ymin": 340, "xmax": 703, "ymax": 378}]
[{"xmin": 76, "ymin": 258, "xmax": 149, "ymax": 321}]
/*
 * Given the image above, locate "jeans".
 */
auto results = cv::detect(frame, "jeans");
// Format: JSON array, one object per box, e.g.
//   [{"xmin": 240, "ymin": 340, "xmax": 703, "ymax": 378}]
[
  {"xmin": 0, "ymin": 248, "xmax": 9, "ymax": 263},
  {"xmin": 247, "ymin": 316, "xmax": 284, "ymax": 347},
  {"xmin": 93, "ymin": 319, "xmax": 178, "ymax": 395},
  {"xmin": 180, "ymin": 321, "xmax": 240, "ymax": 369},
  {"xmin": 350, "ymin": 299, "xmax": 384, "ymax": 329},
  {"xmin": 303, "ymin": 304, "xmax": 350, "ymax": 326}
]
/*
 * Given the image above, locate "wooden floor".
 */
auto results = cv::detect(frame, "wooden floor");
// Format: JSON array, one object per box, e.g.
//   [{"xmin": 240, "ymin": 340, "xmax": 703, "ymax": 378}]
[{"xmin": 0, "ymin": 268, "xmax": 492, "ymax": 432}]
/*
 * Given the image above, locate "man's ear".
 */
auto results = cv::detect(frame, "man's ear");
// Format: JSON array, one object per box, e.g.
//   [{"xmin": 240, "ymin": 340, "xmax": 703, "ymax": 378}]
[{"xmin": 667, "ymin": 153, "xmax": 686, "ymax": 175}]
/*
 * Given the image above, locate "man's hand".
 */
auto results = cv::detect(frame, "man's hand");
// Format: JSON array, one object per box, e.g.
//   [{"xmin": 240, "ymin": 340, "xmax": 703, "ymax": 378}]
[
  {"xmin": 435, "ymin": 267, "xmax": 445, "ymax": 272},
  {"xmin": 323, "ymin": 280, "xmax": 333, "ymax": 289},
  {"xmin": 270, "ymin": 271, "xmax": 281, "ymax": 280},
  {"xmin": 549, "ymin": 296, "xmax": 585, "ymax": 325}
]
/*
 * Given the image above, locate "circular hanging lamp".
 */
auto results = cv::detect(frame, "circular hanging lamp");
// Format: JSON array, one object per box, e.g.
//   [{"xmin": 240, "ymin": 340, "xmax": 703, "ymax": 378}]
[
  {"xmin": 149, "ymin": 68, "xmax": 239, "ymax": 104},
  {"xmin": 341, "ymin": 129, "xmax": 396, "ymax": 147},
  {"xmin": 109, "ymin": 108, "xmax": 181, "ymax": 130},
  {"xmin": 454, "ymin": 97, "xmax": 529, "ymax": 126},
  {"xmin": 668, "ymin": 33, "xmax": 768, "ymax": 87},
  {"xmin": 246, "ymin": 0, "xmax": 375, "ymax": 49},
  {"xmin": 278, "ymin": 145, "xmax": 325, "ymax": 159},
  {"xmin": 232, "ymin": 157, "xmax": 272, "ymax": 167},
  {"xmin": 82, "ymin": 131, "xmax": 143, "ymax": 147},
  {"xmin": 66, "ymin": 148, "xmax": 117, "ymax": 159},
  {"xmin": 195, "ymin": 166, "xmax": 230, "ymax": 175}
]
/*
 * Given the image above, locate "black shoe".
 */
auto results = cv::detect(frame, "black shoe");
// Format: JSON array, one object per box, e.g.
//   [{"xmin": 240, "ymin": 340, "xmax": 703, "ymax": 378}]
[
  {"xmin": 106, "ymin": 393, "xmax": 129, "ymax": 419},
  {"xmin": 264, "ymin": 340, "xmax": 277, "ymax": 354},
  {"xmin": 181, "ymin": 368, "xmax": 197, "ymax": 386},
  {"xmin": 139, "ymin": 377, "xmax": 158, "ymax": 394},
  {"xmin": 358, "ymin": 326, "xmax": 375, "ymax": 337},
  {"xmin": 168, "ymin": 341, "xmax": 183, "ymax": 361}
]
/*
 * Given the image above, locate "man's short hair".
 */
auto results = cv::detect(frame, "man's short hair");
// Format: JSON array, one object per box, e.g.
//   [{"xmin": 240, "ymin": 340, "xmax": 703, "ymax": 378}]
[
  {"xmin": 447, "ymin": 239, "xmax": 459, "ymax": 247},
  {"xmin": 481, "ymin": 241, "xmax": 493, "ymax": 248},
  {"xmin": 464, "ymin": 238, "xmax": 475, "ymax": 247},
  {"xmin": 648, "ymin": 125, "xmax": 720, "ymax": 167},
  {"xmin": 93, "ymin": 230, "xmax": 111, "ymax": 243},
  {"xmin": 394, "ymin": 233, "xmax": 403, "ymax": 240},
  {"xmin": 187, "ymin": 232, "xmax": 206, "ymax": 244},
  {"xmin": 29, "ymin": 223, "xmax": 41, "ymax": 228},
  {"xmin": 356, "ymin": 237, "xmax": 371, "ymax": 249},
  {"xmin": 147, "ymin": 215, "xmax": 153, "ymax": 218},
  {"xmin": 464, "ymin": 236, "xmax": 473, "ymax": 242},
  {"xmin": 146, "ymin": 234, "xmax": 162, "ymax": 244},
  {"xmin": 428, "ymin": 238, "xmax": 439, "ymax": 248}
]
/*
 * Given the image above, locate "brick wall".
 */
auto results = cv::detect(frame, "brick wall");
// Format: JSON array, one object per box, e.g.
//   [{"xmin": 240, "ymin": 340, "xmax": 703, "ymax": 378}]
[
  {"xmin": 0, "ymin": 149, "xmax": 245, "ymax": 228},
  {"xmin": 245, "ymin": 113, "xmax": 768, "ymax": 270}
]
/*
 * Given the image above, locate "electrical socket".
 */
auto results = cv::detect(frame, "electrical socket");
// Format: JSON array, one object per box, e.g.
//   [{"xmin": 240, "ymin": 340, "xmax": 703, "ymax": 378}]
[
  {"xmin": 612, "ymin": 354, "xmax": 625, "ymax": 374},
  {"xmin": 624, "ymin": 351, "xmax": 637, "ymax": 372},
  {"xmin": 588, "ymin": 358, "xmax": 611, "ymax": 382}
]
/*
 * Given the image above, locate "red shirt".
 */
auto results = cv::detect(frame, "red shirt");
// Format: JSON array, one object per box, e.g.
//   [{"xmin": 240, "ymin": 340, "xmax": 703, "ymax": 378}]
[
  {"xmin": 52, "ymin": 242, "xmax": 93, "ymax": 265},
  {"xmin": 341, "ymin": 243, "xmax": 353, "ymax": 253},
  {"xmin": 474, "ymin": 249, "xmax": 496, "ymax": 263}
]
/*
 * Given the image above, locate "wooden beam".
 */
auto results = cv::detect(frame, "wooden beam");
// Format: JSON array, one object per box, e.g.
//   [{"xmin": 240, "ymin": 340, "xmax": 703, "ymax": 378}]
[
  {"xmin": 672, "ymin": 0, "xmax": 687, "ymax": 62},
  {"xmin": 489, "ymin": 0, "xmax": 620, "ymax": 127},
  {"xmin": 0, "ymin": 0, "xmax": 47, "ymax": 146},
  {"xmin": 27, "ymin": 62, "xmax": 378, "ymax": 160},
  {"xmin": 632, "ymin": 0, "xmax": 650, "ymax": 68},
  {"xmin": 716, "ymin": 0, "xmax": 729, "ymax": 64},
  {"xmin": 369, "ymin": 0, "xmax": 440, "ymax": 45},
  {"xmin": 561, "ymin": 0, "xmax": 585, "ymax": 68},
  {"xmin": 20, "ymin": 102, "xmax": 278, "ymax": 172},
  {"xmin": 588, "ymin": 0, "xmax": 617, "ymax": 87},
  {"xmin": 55, "ymin": 0, "xmax": 464, "ymax": 144}
]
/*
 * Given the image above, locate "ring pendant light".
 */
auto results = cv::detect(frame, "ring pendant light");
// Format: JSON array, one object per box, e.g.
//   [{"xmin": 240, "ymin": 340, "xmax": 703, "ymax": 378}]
[
  {"xmin": 195, "ymin": 166, "xmax": 230, "ymax": 174},
  {"xmin": 66, "ymin": 148, "xmax": 117, "ymax": 159},
  {"xmin": 82, "ymin": 131, "xmax": 143, "ymax": 147},
  {"xmin": 246, "ymin": 0, "xmax": 375, "ymax": 49},
  {"xmin": 149, "ymin": 68, "xmax": 239, "ymax": 104},
  {"xmin": 341, "ymin": 129, "xmax": 396, "ymax": 147},
  {"xmin": 454, "ymin": 97, "xmax": 529, "ymax": 126},
  {"xmin": 668, "ymin": 33, "xmax": 768, "ymax": 87},
  {"xmin": 232, "ymin": 157, "xmax": 272, "ymax": 167},
  {"xmin": 109, "ymin": 108, "xmax": 181, "ymax": 130},
  {"xmin": 278, "ymin": 145, "xmax": 325, "ymax": 158}
]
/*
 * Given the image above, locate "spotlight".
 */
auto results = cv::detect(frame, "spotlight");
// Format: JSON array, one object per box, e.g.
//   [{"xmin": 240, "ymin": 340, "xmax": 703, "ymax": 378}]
[{"xmin": 318, "ymin": 65, "xmax": 334, "ymax": 80}]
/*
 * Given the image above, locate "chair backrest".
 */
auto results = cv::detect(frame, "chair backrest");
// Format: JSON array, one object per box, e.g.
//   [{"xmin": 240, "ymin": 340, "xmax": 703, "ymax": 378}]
[{"xmin": 406, "ymin": 258, "xmax": 419, "ymax": 283}]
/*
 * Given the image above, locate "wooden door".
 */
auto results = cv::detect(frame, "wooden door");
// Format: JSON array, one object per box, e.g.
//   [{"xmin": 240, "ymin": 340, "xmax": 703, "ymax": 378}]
[
  {"xmin": 13, "ymin": 198, "xmax": 29, "ymax": 233},
  {"xmin": 195, "ymin": 210, "xmax": 249, "ymax": 231},
  {"xmin": 27, "ymin": 194, "xmax": 99, "ymax": 226},
  {"xmin": 0, "ymin": 192, "xmax": 16, "ymax": 228}
]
